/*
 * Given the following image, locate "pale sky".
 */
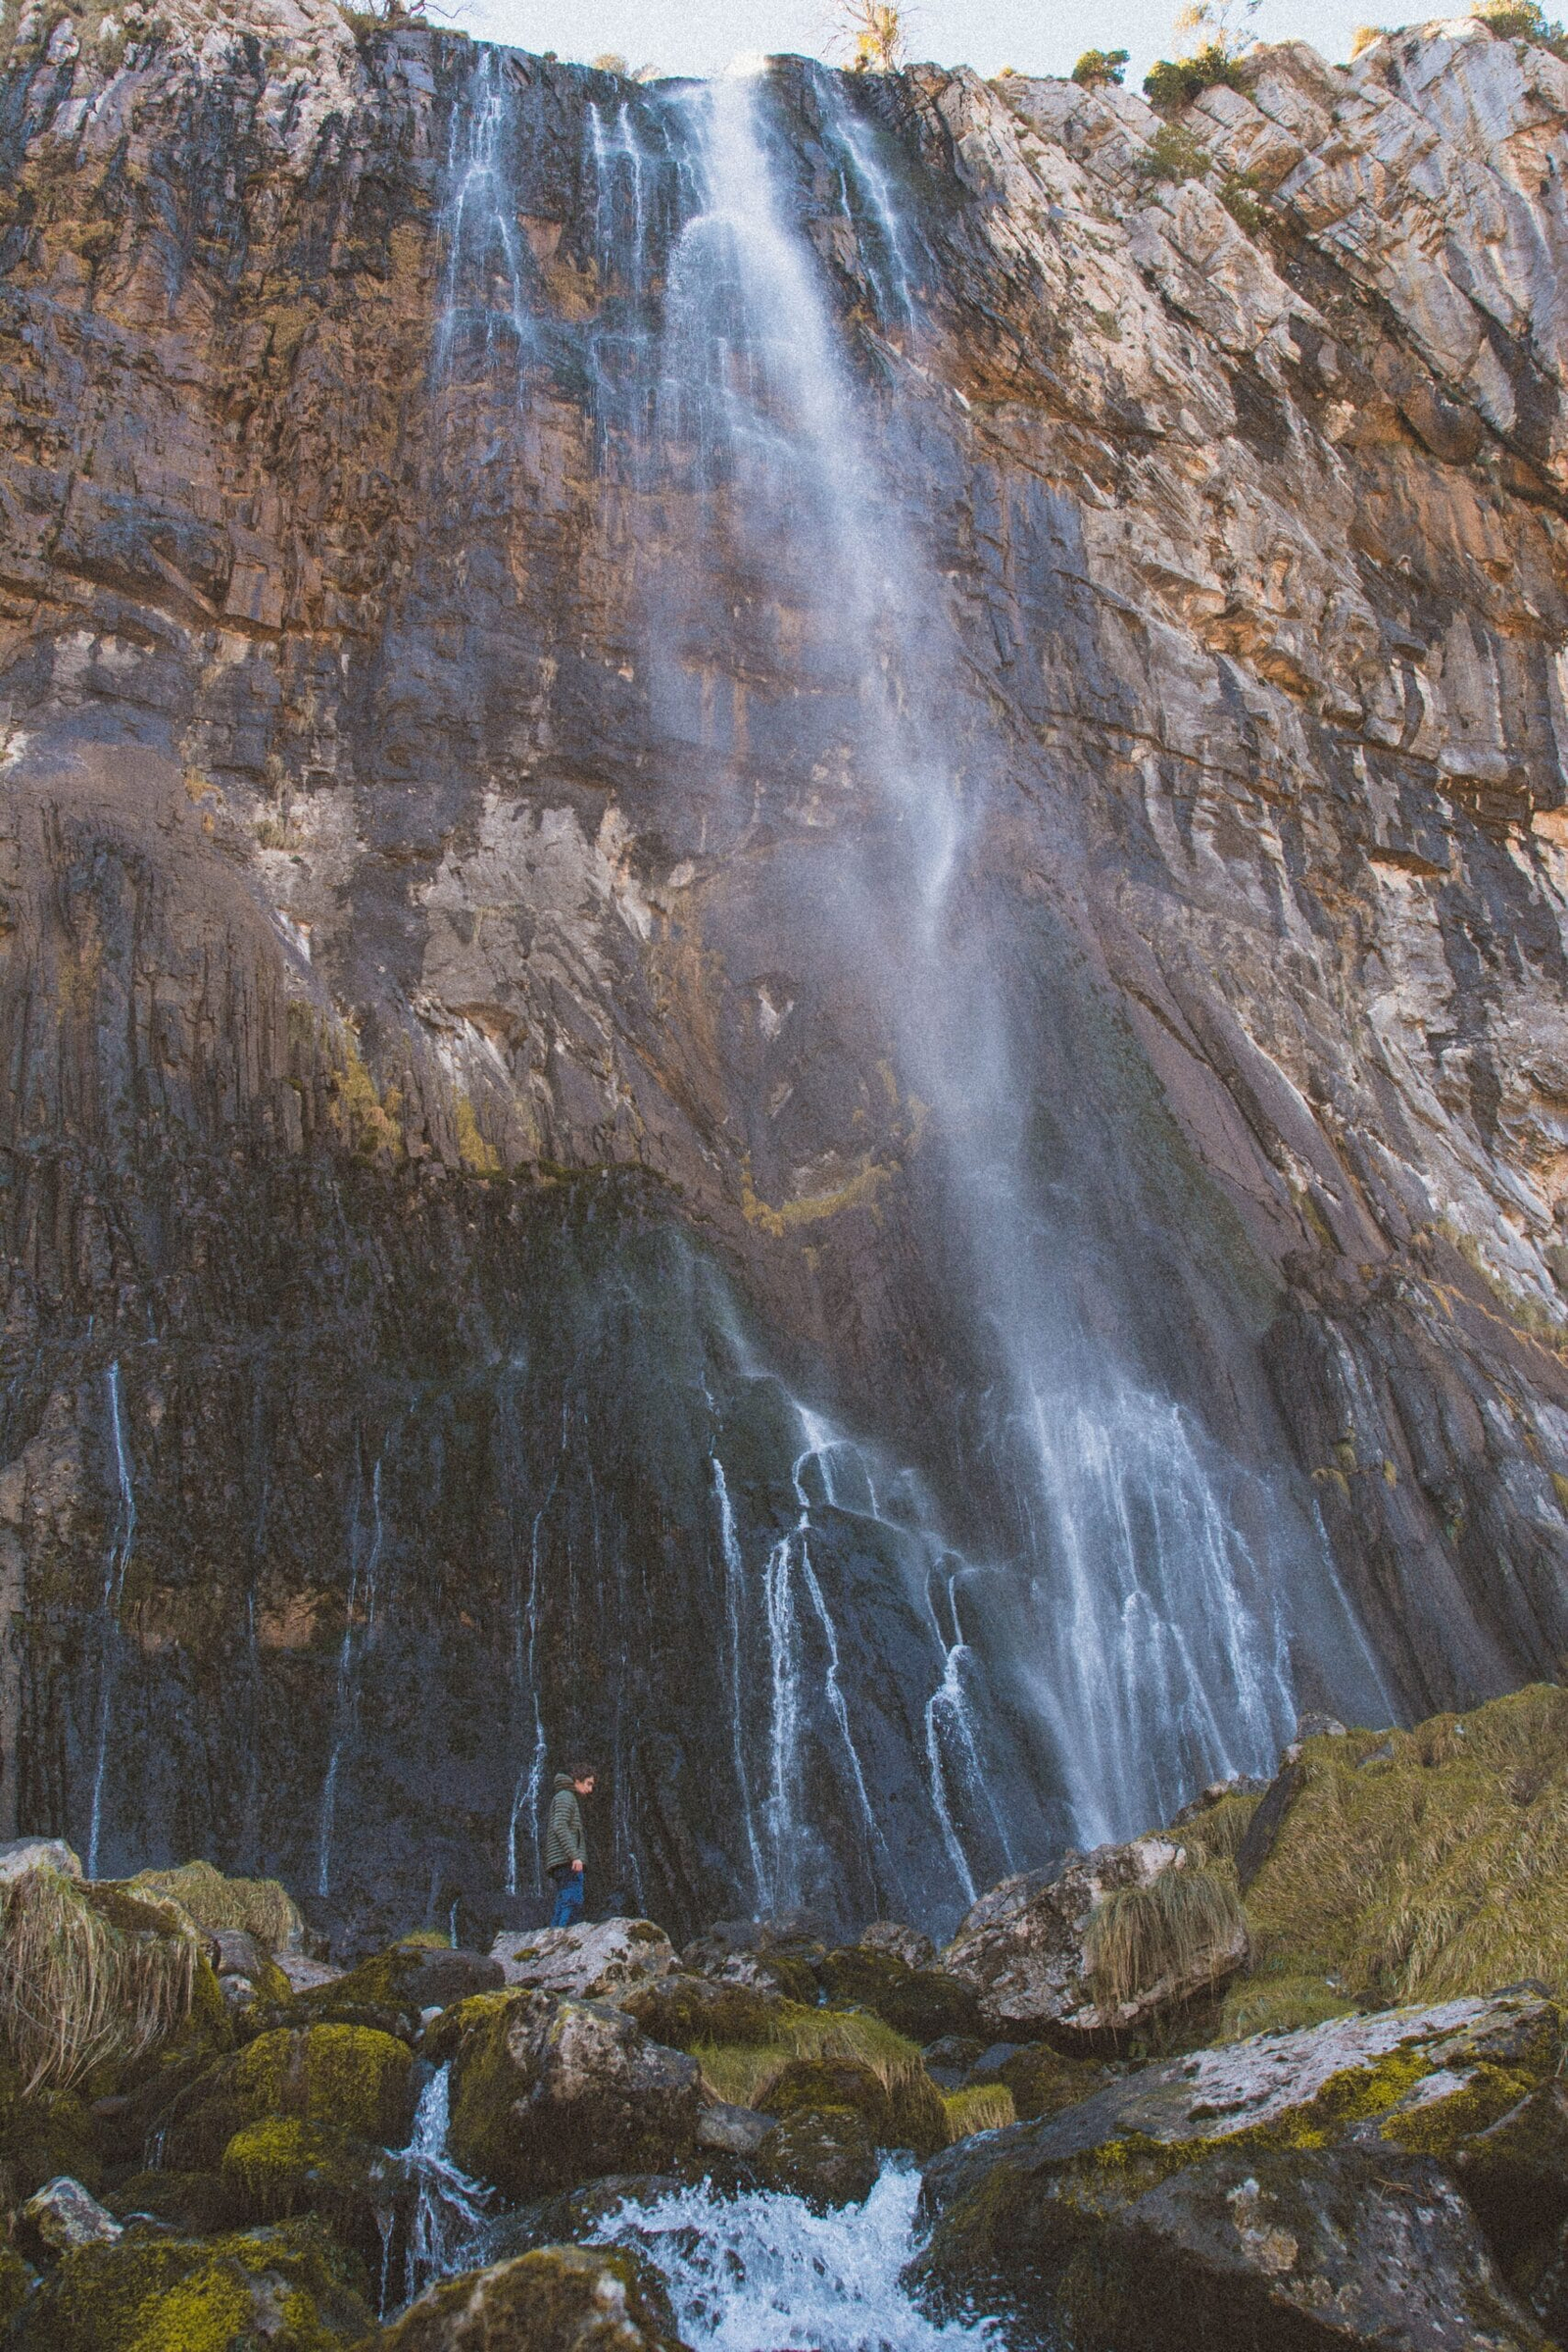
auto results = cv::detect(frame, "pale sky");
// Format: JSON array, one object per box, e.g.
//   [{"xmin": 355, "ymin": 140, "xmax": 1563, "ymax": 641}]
[{"xmin": 460, "ymin": 0, "xmax": 1379, "ymax": 92}]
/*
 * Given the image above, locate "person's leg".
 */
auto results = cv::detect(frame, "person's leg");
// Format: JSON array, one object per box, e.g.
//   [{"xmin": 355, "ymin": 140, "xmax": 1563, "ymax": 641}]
[
  {"xmin": 549, "ymin": 1873, "xmax": 574, "ymax": 1929},
  {"xmin": 562, "ymin": 1868, "xmax": 585, "ymax": 1928}
]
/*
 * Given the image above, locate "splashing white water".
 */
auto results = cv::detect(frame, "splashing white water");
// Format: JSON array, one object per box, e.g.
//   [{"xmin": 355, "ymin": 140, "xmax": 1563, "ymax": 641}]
[
  {"xmin": 400, "ymin": 2064, "xmax": 491, "ymax": 2307},
  {"xmin": 599, "ymin": 2161, "xmax": 1002, "ymax": 2352}
]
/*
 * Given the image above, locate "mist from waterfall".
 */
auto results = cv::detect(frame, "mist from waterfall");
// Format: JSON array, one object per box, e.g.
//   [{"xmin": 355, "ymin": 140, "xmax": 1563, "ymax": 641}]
[{"xmin": 433, "ymin": 47, "xmax": 1394, "ymax": 1904}]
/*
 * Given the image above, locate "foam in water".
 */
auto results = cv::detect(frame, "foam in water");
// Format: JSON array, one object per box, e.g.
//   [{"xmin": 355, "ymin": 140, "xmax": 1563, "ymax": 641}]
[{"xmin": 598, "ymin": 2161, "xmax": 1003, "ymax": 2352}]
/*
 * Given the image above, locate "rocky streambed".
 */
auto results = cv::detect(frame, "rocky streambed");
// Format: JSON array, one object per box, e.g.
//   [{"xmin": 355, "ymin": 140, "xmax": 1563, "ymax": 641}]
[{"xmin": 0, "ymin": 1690, "xmax": 1566, "ymax": 2347}]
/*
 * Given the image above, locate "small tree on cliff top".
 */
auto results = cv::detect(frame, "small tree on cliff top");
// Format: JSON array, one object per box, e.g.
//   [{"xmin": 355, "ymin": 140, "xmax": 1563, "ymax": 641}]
[
  {"xmin": 835, "ymin": 0, "xmax": 908, "ymax": 72},
  {"xmin": 1072, "ymin": 48, "xmax": 1129, "ymax": 83}
]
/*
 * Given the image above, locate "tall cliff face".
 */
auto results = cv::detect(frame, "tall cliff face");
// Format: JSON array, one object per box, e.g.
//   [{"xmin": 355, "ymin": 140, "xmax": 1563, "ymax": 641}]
[{"xmin": 1, "ymin": 0, "xmax": 1567, "ymax": 1945}]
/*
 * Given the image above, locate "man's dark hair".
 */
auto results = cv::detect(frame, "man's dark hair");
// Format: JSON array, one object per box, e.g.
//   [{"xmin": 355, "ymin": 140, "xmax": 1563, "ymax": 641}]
[{"xmin": 568, "ymin": 1762, "xmax": 598, "ymax": 1784}]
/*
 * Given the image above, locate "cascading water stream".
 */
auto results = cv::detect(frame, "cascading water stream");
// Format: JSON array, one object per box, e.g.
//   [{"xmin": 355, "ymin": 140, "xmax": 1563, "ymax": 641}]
[
  {"xmin": 398, "ymin": 2063, "xmax": 491, "ymax": 2309},
  {"xmin": 85, "ymin": 1358, "xmax": 136, "ymax": 1878},
  {"xmin": 430, "ymin": 44, "xmax": 1394, "ymax": 1924},
  {"xmin": 597, "ymin": 2162, "xmax": 1000, "ymax": 2352}
]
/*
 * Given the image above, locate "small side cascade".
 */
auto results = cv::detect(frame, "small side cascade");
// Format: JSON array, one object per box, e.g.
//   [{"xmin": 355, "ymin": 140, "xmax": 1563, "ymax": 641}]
[
  {"xmin": 318, "ymin": 1448, "xmax": 388, "ymax": 1900},
  {"xmin": 399, "ymin": 2063, "xmax": 490, "ymax": 2309},
  {"xmin": 86, "ymin": 1359, "xmax": 136, "ymax": 1879}
]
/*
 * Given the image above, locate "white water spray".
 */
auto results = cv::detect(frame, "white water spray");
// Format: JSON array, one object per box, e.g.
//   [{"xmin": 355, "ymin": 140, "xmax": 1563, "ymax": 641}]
[{"xmin": 598, "ymin": 2161, "xmax": 1000, "ymax": 2352}]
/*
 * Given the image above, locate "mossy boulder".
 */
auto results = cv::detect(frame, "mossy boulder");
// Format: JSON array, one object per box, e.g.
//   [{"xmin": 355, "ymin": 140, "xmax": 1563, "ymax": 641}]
[
  {"xmin": 446, "ymin": 1989, "xmax": 702, "ymax": 2202},
  {"xmin": 758, "ymin": 2050, "xmax": 947, "ymax": 2155},
  {"xmin": 220, "ymin": 2115, "xmax": 405, "ymax": 2265},
  {"xmin": 106, "ymin": 2169, "xmax": 241, "ymax": 2234},
  {"xmin": 16, "ymin": 2217, "xmax": 374, "ymax": 2351},
  {"xmin": 916, "ymin": 1990, "xmax": 1565, "ymax": 2350},
  {"xmin": 491, "ymin": 1919, "xmax": 675, "ymax": 2000},
  {"xmin": 160, "ymin": 2021, "xmax": 413, "ymax": 2170},
  {"xmin": 0, "ymin": 2077, "xmax": 103, "ymax": 2203},
  {"xmin": 374, "ymin": 2241, "xmax": 691, "ymax": 2350},
  {"xmin": 758, "ymin": 2105, "xmax": 879, "ymax": 2210},
  {"xmin": 234, "ymin": 2022, "xmax": 414, "ymax": 2140},
  {"xmin": 818, "ymin": 1946, "xmax": 981, "ymax": 2043},
  {"xmin": 296, "ymin": 1941, "xmax": 500, "ymax": 2033},
  {"xmin": 0, "ymin": 2243, "xmax": 31, "ymax": 2332},
  {"xmin": 998, "ymin": 2042, "xmax": 1119, "ymax": 2124},
  {"xmin": 617, "ymin": 1973, "xmax": 782, "ymax": 2050}
]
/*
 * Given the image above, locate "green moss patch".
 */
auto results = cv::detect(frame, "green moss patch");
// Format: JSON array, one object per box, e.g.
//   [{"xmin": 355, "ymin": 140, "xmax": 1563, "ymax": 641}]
[
  {"xmin": 232, "ymin": 2024, "xmax": 412, "ymax": 2141},
  {"xmin": 26, "ymin": 2219, "xmax": 373, "ymax": 2352}
]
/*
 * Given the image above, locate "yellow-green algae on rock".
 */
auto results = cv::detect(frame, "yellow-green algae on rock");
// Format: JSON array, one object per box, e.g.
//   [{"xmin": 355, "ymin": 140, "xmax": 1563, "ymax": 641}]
[
  {"xmin": 232, "ymin": 2023, "xmax": 413, "ymax": 2140},
  {"xmin": 15, "ymin": 2217, "xmax": 374, "ymax": 2351}
]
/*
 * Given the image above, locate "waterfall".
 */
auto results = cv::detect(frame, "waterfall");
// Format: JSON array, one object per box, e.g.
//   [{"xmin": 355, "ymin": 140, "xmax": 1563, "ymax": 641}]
[
  {"xmin": 318, "ymin": 1447, "xmax": 387, "ymax": 1900},
  {"xmin": 422, "ymin": 47, "xmax": 1394, "ymax": 1920},
  {"xmin": 86, "ymin": 1359, "xmax": 136, "ymax": 1878},
  {"xmin": 634, "ymin": 64, "xmax": 1391, "ymax": 1848},
  {"xmin": 596, "ymin": 2161, "xmax": 999, "ymax": 2352},
  {"xmin": 400, "ymin": 2063, "xmax": 491, "ymax": 2306}
]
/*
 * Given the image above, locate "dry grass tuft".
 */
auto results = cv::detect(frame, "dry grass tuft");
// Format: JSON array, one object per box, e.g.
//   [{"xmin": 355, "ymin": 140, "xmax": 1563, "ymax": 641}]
[
  {"xmin": 942, "ymin": 2084, "xmax": 1015, "ymax": 2140},
  {"xmin": 1235, "ymin": 1684, "xmax": 1568, "ymax": 2015},
  {"xmin": 1084, "ymin": 1863, "xmax": 1247, "ymax": 2013},
  {"xmin": 1178, "ymin": 1790, "xmax": 1262, "ymax": 1868},
  {"xmin": 126, "ymin": 1860, "xmax": 302, "ymax": 1954},
  {"xmin": 0, "ymin": 1868, "xmax": 199, "ymax": 2094},
  {"xmin": 694, "ymin": 2002, "xmax": 932, "ymax": 2116}
]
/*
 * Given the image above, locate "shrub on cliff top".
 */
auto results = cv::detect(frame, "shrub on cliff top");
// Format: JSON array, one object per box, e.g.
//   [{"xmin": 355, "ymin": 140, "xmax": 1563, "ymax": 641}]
[
  {"xmin": 1143, "ymin": 44, "xmax": 1246, "ymax": 111},
  {"xmin": 1072, "ymin": 48, "xmax": 1129, "ymax": 84},
  {"xmin": 1227, "ymin": 1683, "xmax": 1568, "ymax": 2028},
  {"xmin": 0, "ymin": 1869, "xmax": 198, "ymax": 2094},
  {"xmin": 1471, "ymin": 0, "xmax": 1567, "ymax": 43}
]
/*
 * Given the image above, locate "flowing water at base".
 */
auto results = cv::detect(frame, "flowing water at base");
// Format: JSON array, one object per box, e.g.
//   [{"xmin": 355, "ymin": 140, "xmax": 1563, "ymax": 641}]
[{"xmin": 598, "ymin": 2162, "xmax": 1002, "ymax": 2352}]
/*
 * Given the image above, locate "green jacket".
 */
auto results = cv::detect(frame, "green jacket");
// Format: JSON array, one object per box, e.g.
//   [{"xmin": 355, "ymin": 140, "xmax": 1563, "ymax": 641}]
[{"xmin": 545, "ymin": 1775, "xmax": 585, "ymax": 1873}]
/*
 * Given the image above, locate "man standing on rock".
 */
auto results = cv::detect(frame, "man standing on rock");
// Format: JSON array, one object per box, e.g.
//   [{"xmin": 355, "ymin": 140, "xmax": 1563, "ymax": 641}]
[{"xmin": 546, "ymin": 1764, "xmax": 595, "ymax": 1929}]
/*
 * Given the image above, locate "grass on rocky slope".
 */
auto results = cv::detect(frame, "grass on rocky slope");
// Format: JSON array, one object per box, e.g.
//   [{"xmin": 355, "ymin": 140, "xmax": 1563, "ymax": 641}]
[
  {"xmin": 1192, "ymin": 1683, "xmax": 1568, "ymax": 2038},
  {"xmin": 694, "ymin": 2001, "xmax": 963, "ymax": 2144},
  {"xmin": 125, "ymin": 1861, "xmax": 302, "ymax": 1955},
  {"xmin": 1084, "ymin": 1862, "xmax": 1248, "ymax": 2012},
  {"xmin": 0, "ymin": 1870, "xmax": 199, "ymax": 2094}
]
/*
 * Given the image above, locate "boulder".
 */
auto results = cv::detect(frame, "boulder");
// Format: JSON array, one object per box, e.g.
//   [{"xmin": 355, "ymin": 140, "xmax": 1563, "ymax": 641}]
[
  {"xmin": 757, "ymin": 2106, "xmax": 879, "ymax": 2209},
  {"xmin": 491, "ymin": 1919, "xmax": 676, "ymax": 2000},
  {"xmin": 697, "ymin": 2099, "xmax": 774, "ymax": 2156},
  {"xmin": 0, "ymin": 1838, "xmax": 80, "ymax": 1883},
  {"xmin": 916, "ymin": 1991, "xmax": 1565, "ymax": 2352},
  {"xmin": 275, "ymin": 1953, "xmax": 343, "ymax": 1994},
  {"xmin": 446, "ymin": 1989, "xmax": 702, "ymax": 2202},
  {"xmin": 18, "ymin": 2176, "xmax": 122, "ymax": 2253},
  {"xmin": 21, "ymin": 2219, "xmax": 373, "ymax": 2351},
  {"xmin": 942, "ymin": 1838, "xmax": 1247, "ymax": 2039},
  {"xmin": 860, "ymin": 1920, "xmax": 936, "ymax": 1971},
  {"xmin": 375, "ymin": 2242, "xmax": 691, "ymax": 2350},
  {"xmin": 617, "ymin": 1972, "xmax": 781, "ymax": 2050},
  {"xmin": 162, "ymin": 2020, "xmax": 415, "ymax": 2170},
  {"xmin": 220, "ymin": 2114, "xmax": 407, "ymax": 2265},
  {"xmin": 296, "ymin": 1941, "xmax": 501, "ymax": 2030},
  {"xmin": 997, "ymin": 2041, "xmax": 1119, "ymax": 2123},
  {"xmin": 817, "ymin": 1944, "xmax": 981, "ymax": 2043},
  {"xmin": 680, "ymin": 1918, "xmax": 824, "ymax": 2004}
]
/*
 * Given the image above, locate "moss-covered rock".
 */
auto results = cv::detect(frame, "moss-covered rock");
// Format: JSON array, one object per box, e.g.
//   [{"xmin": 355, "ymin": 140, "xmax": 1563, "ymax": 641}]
[
  {"xmin": 758, "ymin": 2105, "xmax": 879, "ymax": 2210},
  {"xmin": 0, "ymin": 2077, "xmax": 103, "ymax": 2204},
  {"xmin": 916, "ymin": 1990, "xmax": 1565, "ymax": 2350},
  {"xmin": 618, "ymin": 1973, "xmax": 781, "ymax": 2051},
  {"xmin": 106, "ymin": 2169, "xmax": 241, "ymax": 2235},
  {"xmin": 220, "ymin": 2115, "xmax": 404, "ymax": 2265},
  {"xmin": 760, "ymin": 2055, "xmax": 894, "ymax": 2135},
  {"xmin": 295, "ymin": 1942, "xmax": 500, "ymax": 2031},
  {"xmin": 0, "ymin": 2242, "xmax": 32, "ymax": 2332},
  {"xmin": 374, "ymin": 2242, "xmax": 690, "ymax": 2350},
  {"xmin": 446, "ymin": 1989, "xmax": 702, "ymax": 2203},
  {"xmin": 817, "ymin": 1947, "xmax": 981, "ymax": 2043},
  {"xmin": 16, "ymin": 2218, "xmax": 374, "ymax": 2351},
  {"xmin": 233, "ymin": 2022, "xmax": 414, "ymax": 2140},
  {"xmin": 997, "ymin": 2042, "xmax": 1118, "ymax": 2124}
]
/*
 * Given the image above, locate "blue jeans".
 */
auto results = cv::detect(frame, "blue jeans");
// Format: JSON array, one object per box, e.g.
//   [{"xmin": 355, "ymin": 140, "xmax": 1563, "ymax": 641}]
[{"xmin": 550, "ymin": 1867, "xmax": 584, "ymax": 1929}]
